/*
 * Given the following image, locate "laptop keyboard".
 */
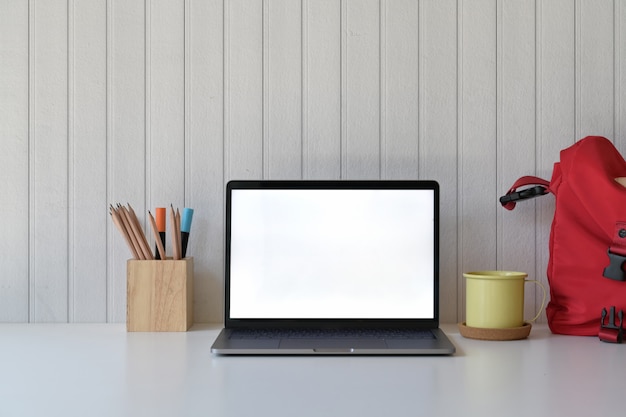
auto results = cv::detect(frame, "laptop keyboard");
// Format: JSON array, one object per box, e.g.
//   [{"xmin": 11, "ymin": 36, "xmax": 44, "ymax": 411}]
[{"xmin": 229, "ymin": 328, "xmax": 435, "ymax": 340}]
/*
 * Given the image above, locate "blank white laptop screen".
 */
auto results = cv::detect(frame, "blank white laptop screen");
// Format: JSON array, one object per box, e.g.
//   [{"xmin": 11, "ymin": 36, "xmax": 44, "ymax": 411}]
[{"xmin": 228, "ymin": 187, "xmax": 436, "ymax": 320}]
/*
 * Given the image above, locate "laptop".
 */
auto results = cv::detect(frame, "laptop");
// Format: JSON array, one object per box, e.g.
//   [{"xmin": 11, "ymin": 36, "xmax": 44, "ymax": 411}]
[{"xmin": 211, "ymin": 180, "xmax": 455, "ymax": 355}]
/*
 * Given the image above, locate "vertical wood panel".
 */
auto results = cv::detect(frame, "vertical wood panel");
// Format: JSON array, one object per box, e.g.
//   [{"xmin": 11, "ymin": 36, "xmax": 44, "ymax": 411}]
[
  {"xmin": 4, "ymin": 0, "xmax": 626, "ymax": 323},
  {"xmin": 149, "ymin": 0, "xmax": 185, "ymax": 217},
  {"xmin": 108, "ymin": 0, "xmax": 146, "ymax": 322},
  {"xmin": 383, "ymin": 0, "xmax": 418, "ymax": 180},
  {"xmin": 419, "ymin": 0, "xmax": 459, "ymax": 323},
  {"xmin": 266, "ymin": 0, "xmax": 302, "ymax": 179},
  {"xmin": 32, "ymin": 0, "xmax": 69, "ymax": 322},
  {"xmin": 186, "ymin": 0, "xmax": 225, "ymax": 322},
  {"xmin": 538, "ymin": 0, "xmax": 576, "ymax": 163},
  {"xmin": 577, "ymin": 0, "xmax": 614, "ymax": 139},
  {"xmin": 536, "ymin": 0, "xmax": 576, "ymax": 320},
  {"xmin": 343, "ymin": 0, "xmax": 380, "ymax": 179},
  {"xmin": 70, "ymin": 0, "xmax": 108, "ymax": 322},
  {"xmin": 498, "ymin": 0, "xmax": 539, "ymax": 321},
  {"xmin": 225, "ymin": 0, "xmax": 263, "ymax": 181},
  {"xmin": 459, "ymin": 1, "xmax": 497, "ymax": 282},
  {"xmin": 0, "ymin": 0, "xmax": 29, "ymax": 322},
  {"xmin": 303, "ymin": 0, "xmax": 342, "ymax": 179}
]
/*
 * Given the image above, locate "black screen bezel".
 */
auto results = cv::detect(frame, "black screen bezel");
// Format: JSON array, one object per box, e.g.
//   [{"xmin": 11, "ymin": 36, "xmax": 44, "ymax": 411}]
[{"xmin": 223, "ymin": 180, "xmax": 440, "ymax": 330}]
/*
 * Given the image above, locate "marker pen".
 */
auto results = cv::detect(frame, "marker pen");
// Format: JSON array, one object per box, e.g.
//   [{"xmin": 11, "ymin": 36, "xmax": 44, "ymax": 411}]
[
  {"xmin": 181, "ymin": 207, "xmax": 194, "ymax": 258},
  {"xmin": 155, "ymin": 207, "xmax": 166, "ymax": 259}
]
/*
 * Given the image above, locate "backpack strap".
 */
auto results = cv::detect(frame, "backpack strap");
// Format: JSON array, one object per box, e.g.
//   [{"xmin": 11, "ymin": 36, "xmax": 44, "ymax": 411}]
[
  {"xmin": 500, "ymin": 176, "xmax": 551, "ymax": 210},
  {"xmin": 599, "ymin": 306, "xmax": 623, "ymax": 343}
]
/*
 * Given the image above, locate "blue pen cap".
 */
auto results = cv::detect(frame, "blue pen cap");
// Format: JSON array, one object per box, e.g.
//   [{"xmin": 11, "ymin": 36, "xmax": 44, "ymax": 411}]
[{"xmin": 181, "ymin": 208, "xmax": 194, "ymax": 233}]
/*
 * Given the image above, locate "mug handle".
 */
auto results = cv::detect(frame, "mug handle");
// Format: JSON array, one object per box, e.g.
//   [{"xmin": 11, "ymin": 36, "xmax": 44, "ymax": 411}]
[{"xmin": 525, "ymin": 279, "xmax": 547, "ymax": 323}]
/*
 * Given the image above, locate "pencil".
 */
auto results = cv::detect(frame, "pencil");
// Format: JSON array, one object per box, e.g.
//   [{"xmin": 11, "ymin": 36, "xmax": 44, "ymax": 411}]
[
  {"xmin": 126, "ymin": 203, "xmax": 154, "ymax": 260},
  {"xmin": 171, "ymin": 204, "xmax": 181, "ymax": 260},
  {"xmin": 148, "ymin": 210, "xmax": 167, "ymax": 260},
  {"xmin": 176, "ymin": 207, "xmax": 182, "ymax": 257},
  {"xmin": 120, "ymin": 204, "xmax": 153, "ymax": 260},
  {"xmin": 115, "ymin": 204, "xmax": 145, "ymax": 259},
  {"xmin": 109, "ymin": 204, "xmax": 140, "ymax": 259}
]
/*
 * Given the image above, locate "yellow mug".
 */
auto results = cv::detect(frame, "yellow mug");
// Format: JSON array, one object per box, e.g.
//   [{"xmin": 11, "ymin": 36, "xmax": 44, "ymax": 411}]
[{"xmin": 464, "ymin": 271, "xmax": 546, "ymax": 329}]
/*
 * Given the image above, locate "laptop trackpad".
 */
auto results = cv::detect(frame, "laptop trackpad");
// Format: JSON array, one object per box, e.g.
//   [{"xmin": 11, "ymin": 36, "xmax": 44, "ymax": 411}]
[{"xmin": 279, "ymin": 338, "xmax": 387, "ymax": 350}]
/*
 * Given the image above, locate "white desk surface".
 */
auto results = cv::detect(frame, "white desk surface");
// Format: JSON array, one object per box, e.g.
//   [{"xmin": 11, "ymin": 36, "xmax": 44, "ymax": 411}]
[{"xmin": 0, "ymin": 323, "xmax": 621, "ymax": 417}]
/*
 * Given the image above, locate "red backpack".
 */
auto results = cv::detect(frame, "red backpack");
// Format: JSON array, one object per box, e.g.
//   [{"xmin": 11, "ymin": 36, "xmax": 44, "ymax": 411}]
[{"xmin": 501, "ymin": 136, "xmax": 626, "ymax": 341}]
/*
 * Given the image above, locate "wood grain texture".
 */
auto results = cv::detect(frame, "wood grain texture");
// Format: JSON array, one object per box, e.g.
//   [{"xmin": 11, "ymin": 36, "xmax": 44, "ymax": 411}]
[{"xmin": 127, "ymin": 258, "xmax": 193, "ymax": 331}]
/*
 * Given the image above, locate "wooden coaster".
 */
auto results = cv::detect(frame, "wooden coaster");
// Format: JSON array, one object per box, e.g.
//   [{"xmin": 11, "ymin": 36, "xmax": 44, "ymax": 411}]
[{"xmin": 458, "ymin": 322, "xmax": 532, "ymax": 341}]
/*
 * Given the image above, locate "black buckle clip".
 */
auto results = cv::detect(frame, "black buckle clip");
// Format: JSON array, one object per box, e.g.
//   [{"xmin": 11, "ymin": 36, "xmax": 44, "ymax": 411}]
[
  {"xmin": 599, "ymin": 306, "xmax": 624, "ymax": 343},
  {"xmin": 603, "ymin": 250, "xmax": 626, "ymax": 281},
  {"xmin": 499, "ymin": 186, "xmax": 548, "ymax": 206}
]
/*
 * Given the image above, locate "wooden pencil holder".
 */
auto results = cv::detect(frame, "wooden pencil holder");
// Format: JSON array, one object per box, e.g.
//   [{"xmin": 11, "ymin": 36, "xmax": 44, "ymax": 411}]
[{"xmin": 126, "ymin": 257, "xmax": 193, "ymax": 332}]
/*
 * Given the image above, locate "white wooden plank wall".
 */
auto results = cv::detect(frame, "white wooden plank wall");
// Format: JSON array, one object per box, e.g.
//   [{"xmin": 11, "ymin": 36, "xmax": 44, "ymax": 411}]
[{"xmin": 1, "ymin": 0, "xmax": 624, "ymax": 324}]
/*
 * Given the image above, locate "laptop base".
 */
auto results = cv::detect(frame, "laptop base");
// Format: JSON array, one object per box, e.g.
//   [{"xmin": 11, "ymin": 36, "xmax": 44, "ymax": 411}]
[{"xmin": 211, "ymin": 328, "xmax": 455, "ymax": 355}]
